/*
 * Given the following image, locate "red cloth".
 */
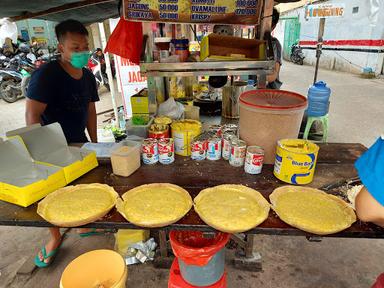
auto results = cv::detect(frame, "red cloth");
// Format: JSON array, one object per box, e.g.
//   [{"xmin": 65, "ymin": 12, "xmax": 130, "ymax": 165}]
[
  {"xmin": 104, "ymin": 17, "xmax": 143, "ymax": 64},
  {"xmin": 373, "ymin": 273, "xmax": 384, "ymax": 288},
  {"xmin": 168, "ymin": 258, "xmax": 226, "ymax": 288}
]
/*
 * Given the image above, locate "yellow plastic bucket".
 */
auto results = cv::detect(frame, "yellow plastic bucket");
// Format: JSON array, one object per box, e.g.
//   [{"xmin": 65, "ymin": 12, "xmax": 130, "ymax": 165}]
[
  {"xmin": 171, "ymin": 120, "xmax": 202, "ymax": 156},
  {"xmin": 273, "ymin": 139, "xmax": 319, "ymax": 185},
  {"xmin": 60, "ymin": 249, "xmax": 127, "ymax": 288}
]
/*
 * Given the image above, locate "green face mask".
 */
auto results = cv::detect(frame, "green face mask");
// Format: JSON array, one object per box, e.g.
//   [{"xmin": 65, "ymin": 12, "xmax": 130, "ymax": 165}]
[{"xmin": 70, "ymin": 51, "xmax": 90, "ymax": 69}]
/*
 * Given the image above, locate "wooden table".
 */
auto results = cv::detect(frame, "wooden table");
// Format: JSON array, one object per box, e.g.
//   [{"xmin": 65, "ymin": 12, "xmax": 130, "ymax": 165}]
[{"xmin": 0, "ymin": 143, "xmax": 383, "ymax": 239}]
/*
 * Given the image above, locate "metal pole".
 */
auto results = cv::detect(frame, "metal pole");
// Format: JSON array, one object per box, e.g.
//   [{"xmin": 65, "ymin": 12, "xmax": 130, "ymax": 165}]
[
  {"xmin": 314, "ymin": 18, "xmax": 325, "ymax": 84},
  {"xmin": 98, "ymin": 22, "xmax": 119, "ymax": 127}
]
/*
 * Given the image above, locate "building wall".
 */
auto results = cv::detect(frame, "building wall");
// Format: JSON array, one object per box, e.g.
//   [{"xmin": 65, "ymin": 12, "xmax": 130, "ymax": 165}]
[
  {"xmin": 277, "ymin": 0, "xmax": 384, "ymax": 75},
  {"xmin": 16, "ymin": 19, "xmax": 58, "ymax": 47}
]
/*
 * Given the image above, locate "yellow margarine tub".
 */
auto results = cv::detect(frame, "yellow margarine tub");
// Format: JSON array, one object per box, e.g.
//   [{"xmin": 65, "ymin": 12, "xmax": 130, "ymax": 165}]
[
  {"xmin": 274, "ymin": 139, "xmax": 319, "ymax": 185},
  {"xmin": 171, "ymin": 120, "xmax": 202, "ymax": 156}
]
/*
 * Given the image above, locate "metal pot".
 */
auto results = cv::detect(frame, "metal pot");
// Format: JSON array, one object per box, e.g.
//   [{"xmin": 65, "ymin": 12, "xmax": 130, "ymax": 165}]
[{"xmin": 222, "ymin": 81, "xmax": 247, "ymax": 119}]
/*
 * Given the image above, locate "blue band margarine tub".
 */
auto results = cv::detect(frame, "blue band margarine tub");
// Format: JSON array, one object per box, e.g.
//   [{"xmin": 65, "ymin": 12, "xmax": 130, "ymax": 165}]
[{"xmin": 274, "ymin": 139, "xmax": 319, "ymax": 185}]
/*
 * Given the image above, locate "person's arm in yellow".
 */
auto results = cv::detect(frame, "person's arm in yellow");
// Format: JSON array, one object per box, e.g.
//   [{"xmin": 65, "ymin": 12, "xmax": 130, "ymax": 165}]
[{"xmin": 87, "ymin": 102, "xmax": 97, "ymax": 143}]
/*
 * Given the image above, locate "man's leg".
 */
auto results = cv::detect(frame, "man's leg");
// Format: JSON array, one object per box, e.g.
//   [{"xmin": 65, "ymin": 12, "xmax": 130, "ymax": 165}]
[{"xmin": 37, "ymin": 227, "xmax": 62, "ymax": 264}]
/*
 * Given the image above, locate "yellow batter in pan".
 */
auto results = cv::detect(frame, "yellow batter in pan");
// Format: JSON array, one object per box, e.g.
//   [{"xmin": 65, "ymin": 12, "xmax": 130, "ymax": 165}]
[
  {"xmin": 117, "ymin": 183, "xmax": 192, "ymax": 227},
  {"xmin": 37, "ymin": 184, "xmax": 119, "ymax": 227},
  {"xmin": 270, "ymin": 186, "xmax": 356, "ymax": 235},
  {"xmin": 194, "ymin": 184, "xmax": 270, "ymax": 233}
]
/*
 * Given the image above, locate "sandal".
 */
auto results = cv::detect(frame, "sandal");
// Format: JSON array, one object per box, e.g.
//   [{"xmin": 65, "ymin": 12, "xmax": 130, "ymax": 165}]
[{"xmin": 34, "ymin": 245, "xmax": 61, "ymax": 268}]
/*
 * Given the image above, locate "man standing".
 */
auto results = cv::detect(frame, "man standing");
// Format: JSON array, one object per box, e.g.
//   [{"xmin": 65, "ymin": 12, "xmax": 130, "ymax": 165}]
[{"xmin": 26, "ymin": 19, "xmax": 99, "ymax": 267}]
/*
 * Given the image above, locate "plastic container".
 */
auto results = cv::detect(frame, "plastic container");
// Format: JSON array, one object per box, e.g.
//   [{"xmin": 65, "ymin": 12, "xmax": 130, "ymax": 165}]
[
  {"xmin": 168, "ymin": 258, "xmax": 227, "ymax": 288},
  {"xmin": 307, "ymin": 81, "xmax": 331, "ymax": 117},
  {"xmin": 274, "ymin": 139, "xmax": 319, "ymax": 185},
  {"xmin": 126, "ymin": 116, "xmax": 154, "ymax": 138},
  {"xmin": 170, "ymin": 231, "xmax": 229, "ymax": 287},
  {"xmin": 222, "ymin": 81, "xmax": 247, "ymax": 119},
  {"xmin": 184, "ymin": 105, "xmax": 200, "ymax": 120},
  {"xmin": 60, "ymin": 249, "xmax": 127, "ymax": 288},
  {"xmin": 111, "ymin": 140, "xmax": 141, "ymax": 177},
  {"xmin": 239, "ymin": 90, "xmax": 308, "ymax": 164},
  {"xmin": 244, "ymin": 79, "xmax": 255, "ymax": 92},
  {"xmin": 171, "ymin": 120, "xmax": 202, "ymax": 156}
]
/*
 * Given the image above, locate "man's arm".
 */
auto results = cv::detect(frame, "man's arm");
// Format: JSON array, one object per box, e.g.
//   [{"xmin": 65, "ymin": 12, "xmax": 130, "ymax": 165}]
[
  {"xmin": 25, "ymin": 98, "xmax": 47, "ymax": 125},
  {"xmin": 355, "ymin": 187, "xmax": 384, "ymax": 227},
  {"xmin": 267, "ymin": 62, "xmax": 281, "ymax": 83},
  {"xmin": 87, "ymin": 102, "xmax": 97, "ymax": 143}
]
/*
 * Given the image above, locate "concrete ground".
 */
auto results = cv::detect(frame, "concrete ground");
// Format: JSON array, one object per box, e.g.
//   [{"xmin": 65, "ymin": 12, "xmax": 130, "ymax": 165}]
[{"xmin": 0, "ymin": 62, "xmax": 384, "ymax": 287}]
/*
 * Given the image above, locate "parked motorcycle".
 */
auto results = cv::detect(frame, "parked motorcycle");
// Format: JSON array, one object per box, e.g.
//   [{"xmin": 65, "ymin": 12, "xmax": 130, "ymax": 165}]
[
  {"xmin": 0, "ymin": 56, "xmax": 34, "ymax": 103},
  {"xmin": 88, "ymin": 53, "xmax": 110, "ymax": 91},
  {"xmin": 290, "ymin": 43, "xmax": 305, "ymax": 65}
]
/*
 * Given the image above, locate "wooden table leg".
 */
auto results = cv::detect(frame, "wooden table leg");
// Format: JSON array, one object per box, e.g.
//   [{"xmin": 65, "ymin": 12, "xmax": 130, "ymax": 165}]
[
  {"xmin": 233, "ymin": 234, "xmax": 262, "ymax": 271},
  {"xmin": 159, "ymin": 230, "xmax": 168, "ymax": 257}
]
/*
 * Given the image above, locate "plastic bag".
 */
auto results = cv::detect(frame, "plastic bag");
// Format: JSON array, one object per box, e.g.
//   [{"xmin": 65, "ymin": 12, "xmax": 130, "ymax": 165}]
[
  {"xmin": 169, "ymin": 231, "xmax": 230, "ymax": 266},
  {"xmin": 158, "ymin": 97, "xmax": 185, "ymax": 120},
  {"xmin": 168, "ymin": 258, "xmax": 227, "ymax": 288},
  {"xmin": 105, "ymin": 17, "xmax": 143, "ymax": 64},
  {"xmin": 0, "ymin": 19, "xmax": 17, "ymax": 47}
]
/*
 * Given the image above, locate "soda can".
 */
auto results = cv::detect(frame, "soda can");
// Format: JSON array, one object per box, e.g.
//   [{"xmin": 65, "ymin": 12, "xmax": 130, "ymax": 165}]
[
  {"xmin": 142, "ymin": 138, "xmax": 159, "ymax": 165},
  {"xmin": 245, "ymin": 146, "xmax": 264, "ymax": 174},
  {"xmin": 207, "ymin": 137, "xmax": 222, "ymax": 161},
  {"xmin": 208, "ymin": 125, "xmax": 223, "ymax": 138},
  {"xmin": 191, "ymin": 139, "xmax": 207, "ymax": 161},
  {"xmin": 222, "ymin": 124, "xmax": 238, "ymax": 136},
  {"xmin": 158, "ymin": 138, "xmax": 175, "ymax": 165},
  {"xmin": 229, "ymin": 139, "xmax": 246, "ymax": 167},
  {"xmin": 222, "ymin": 132, "xmax": 236, "ymax": 161}
]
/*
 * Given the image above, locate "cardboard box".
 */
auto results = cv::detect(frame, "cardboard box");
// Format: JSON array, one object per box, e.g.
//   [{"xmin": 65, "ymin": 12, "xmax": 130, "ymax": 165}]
[
  {"xmin": 0, "ymin": 137, "xmax": 67, "ymax": 207},
  {"xmin": 131, "ymin": 89, "xmax": 149, "ymax": 114},
  {"xmin": 200, "ymin": 34, "xmax": 266, "ymax": 61},
  {"xmin": 7, "ymin": 123, "xmax": 98, "ymax": 184}
]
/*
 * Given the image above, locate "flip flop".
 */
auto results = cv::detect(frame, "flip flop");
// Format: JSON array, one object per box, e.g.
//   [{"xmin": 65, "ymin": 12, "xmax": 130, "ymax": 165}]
[
  {"xmin": 34, "ymin": 245, "xmax": 61, "ymax": 268},
  {"xmin": 79, "ymin": 228, "xmax": 116, "ymax": 238}
]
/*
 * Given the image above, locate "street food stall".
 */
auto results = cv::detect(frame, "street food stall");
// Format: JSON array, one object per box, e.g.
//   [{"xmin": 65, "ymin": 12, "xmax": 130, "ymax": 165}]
[{"xmin": 0, "ymin": 0, "xmax": 384, "ymax": 287}]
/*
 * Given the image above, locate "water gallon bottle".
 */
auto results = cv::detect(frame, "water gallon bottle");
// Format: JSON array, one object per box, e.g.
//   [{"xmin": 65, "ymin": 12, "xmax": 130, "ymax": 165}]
[
  {"xmin": 244, "ymin": 79, "xmax": 255, "ymax": 92},
  {"xmin": 307, "ymin": 81, "xmax": 331, "ymax": 117}
]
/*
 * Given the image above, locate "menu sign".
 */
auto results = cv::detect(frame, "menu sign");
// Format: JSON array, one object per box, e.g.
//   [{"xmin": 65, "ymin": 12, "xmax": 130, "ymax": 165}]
[{"xmin": 124, "ymin": 0, "xmax": 261, "ymax": 25}]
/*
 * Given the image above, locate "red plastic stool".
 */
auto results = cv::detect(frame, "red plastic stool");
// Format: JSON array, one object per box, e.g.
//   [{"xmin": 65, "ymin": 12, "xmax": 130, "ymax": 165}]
[
  {"xmin": 168, "ymin": 258, "xmax": 227, "ymax": 288},
  {"xmin": 372, "ymin": 273, "xmax": 384, "ymax": 288}
]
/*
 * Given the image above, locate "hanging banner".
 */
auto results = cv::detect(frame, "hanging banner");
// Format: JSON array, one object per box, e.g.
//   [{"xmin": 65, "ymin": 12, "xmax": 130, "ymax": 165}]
[
  {"xmin": 123, "ymin": 0, "xmax": 261, "ymax": 25},
  {"xmin": 306, "ymin": 4, "xmax": 345, "ymax": 18},
  {"xmin": 115, "ymin": 56, "xmax": 147, "ymax": 117}
]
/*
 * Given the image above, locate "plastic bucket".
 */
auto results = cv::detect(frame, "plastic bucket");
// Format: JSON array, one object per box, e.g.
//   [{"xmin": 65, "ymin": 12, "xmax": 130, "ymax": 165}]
[
  {"xmin": 60, "ymin": 249, "xmax": 127, "ymax": 288},
  {"xmin": 168, "ymin": 258, "xmax": 227, "ymax": 288},
  {"xmin": 171, "ymin": 120, "xmax": 202, "ymax": 156},
  {"xmin": 273, "ymin": 139, "xmax": 319, "ymax": 185},
  {"xmin": 239, "ymin": 90, "xmax": 308, "ymax": 164},
  {"xmin": 169, "ymin": 231, "xmax": 229, "ymax": 287}
]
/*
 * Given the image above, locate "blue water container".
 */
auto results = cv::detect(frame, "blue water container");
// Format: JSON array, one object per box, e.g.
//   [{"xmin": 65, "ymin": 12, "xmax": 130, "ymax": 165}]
[{"xmin": 307, "ymin": 81, "xmax": 331, "ymax": 117}]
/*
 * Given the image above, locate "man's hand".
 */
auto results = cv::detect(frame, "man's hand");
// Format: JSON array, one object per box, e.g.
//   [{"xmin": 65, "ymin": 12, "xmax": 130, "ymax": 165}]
[
  {"xmin": 87, "ymin": 102, "xmax": 97, "ymax": 143},
  {"xmin": 25, "ymin": 98, "xmax": 47, "ymax": 125}
]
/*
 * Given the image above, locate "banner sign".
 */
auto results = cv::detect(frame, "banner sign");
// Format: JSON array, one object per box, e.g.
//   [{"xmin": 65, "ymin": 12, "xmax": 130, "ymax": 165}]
[
  {"xmin": 115, "ymin": 56, "xmax": 147, "ymax": 117},
  {"xmin": 306, "ymin": 4, "xmax": 345, "ymax": 18},
  {"xmin": 124, "ymin": 0, "xmax": 261, "ymax": 25}
]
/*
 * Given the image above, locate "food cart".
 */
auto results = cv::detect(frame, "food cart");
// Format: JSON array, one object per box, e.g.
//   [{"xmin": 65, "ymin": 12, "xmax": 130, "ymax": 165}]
[{"xmin": 0, "ymin": 0, "xmax": 384, "ymax": 284}]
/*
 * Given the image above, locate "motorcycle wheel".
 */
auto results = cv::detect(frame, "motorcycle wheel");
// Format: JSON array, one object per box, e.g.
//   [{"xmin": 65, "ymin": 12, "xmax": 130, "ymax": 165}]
[
  {"xmin": 0, "ymin": 80, "xmax": 22, "ymax": 103},
  {"xmin": 299, "ymin": 58, "xmax": 304, "ymax": 65}
]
